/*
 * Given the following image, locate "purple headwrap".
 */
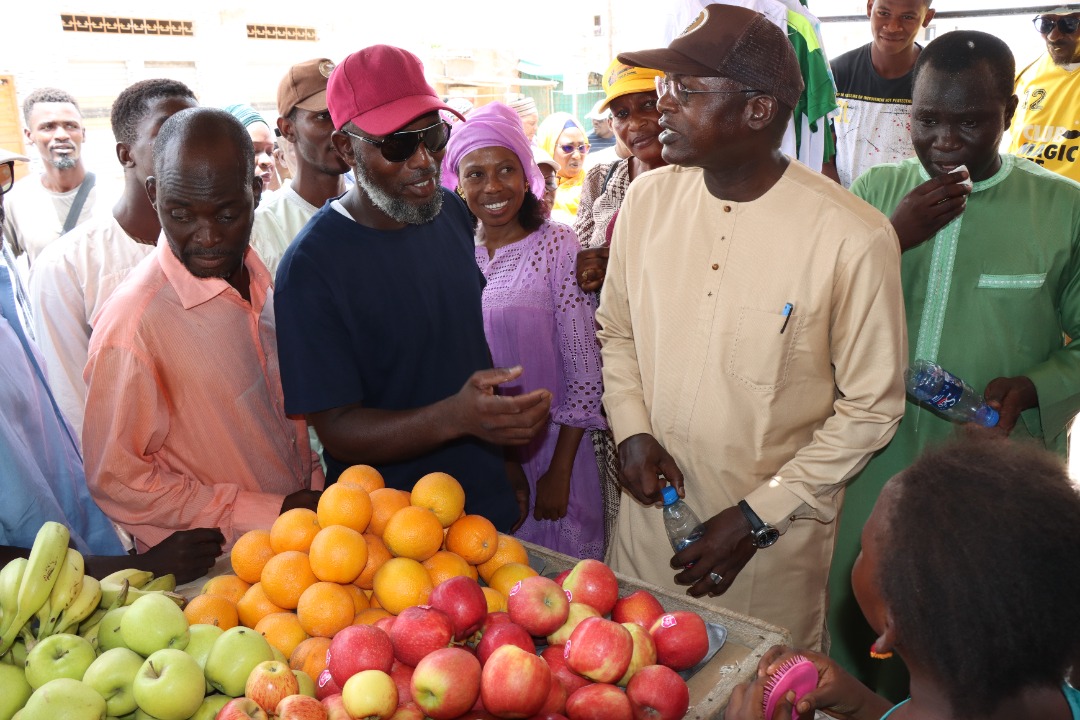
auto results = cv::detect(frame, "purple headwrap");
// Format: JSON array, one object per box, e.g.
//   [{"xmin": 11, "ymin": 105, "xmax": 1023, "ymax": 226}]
[{"xmin": 442, "ymin": 102, "xmax": 546, "ymax": 200}]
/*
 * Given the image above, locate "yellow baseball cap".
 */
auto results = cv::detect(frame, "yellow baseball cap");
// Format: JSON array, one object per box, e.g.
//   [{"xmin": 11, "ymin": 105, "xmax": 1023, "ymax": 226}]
[{"xmin": 600, "ymin": 58, "xmax": 663, "ymax": 111}]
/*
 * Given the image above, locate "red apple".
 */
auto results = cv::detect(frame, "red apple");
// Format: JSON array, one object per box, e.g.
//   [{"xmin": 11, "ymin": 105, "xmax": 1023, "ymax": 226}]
[
  {"xmin": 389, "ymin": 703, "xmax": 425, "ymax": 719},
  {"xmin": 553, "ymin": 569, "xmax": 571, "ymax": 586},
  {"xmin": 536, "ymin": 672, "xmax": 568, "ymax": 715},
  {"xmin": 276, "ymin": 693, "xmax": 329, "ymax": 720},
  {"xmin": 565, "ymin": 683, "xmax": 632, "ymax": 720},
  {"xmin": 648, "ymin": 612, "xmax": 708, "ymax": 671},
  {"xmin": 471, "ymin": 611, "xmax": 512, "ymax": 648},
  {"xmin": 321, "ymin": 694, "xmax": 350, "ymax": 720},
  {"xmin": 545, "ymin": 602, "xmax": 600, "ymax": 647},
  {"xmin": 480, "ymin": 644, "xmax": 552, "ymax": 718},
  {"xmin": 529, "ymin": 715, "xmax": 570, "ymax": 720},
  {"xmin": 507, "ymin": 576, "xmax": 571, "ymax": 637},
  {"xmin": 390, "ymin": 661, "xmax": 414, "ymax": 706},
  {"xmin": 411, "ymin": 647, "xmax": 482, "ymax": 719},
  {"xmin": 476, "ymin": 621, "xmax": 536, "ymax": 666},
  {"xmin": 625, "ymin": 664, "xmax": 689, "ymax": 720},
  {"xmin": 246, "ymin": 660, "xmax": 301, "ymax": 713},
  {"xmin": 611, "ymin": 591, "xmax": 665, "ymax": 630},
  {"xmin": 316, "ymin": 669, "xmax": 343, "ymax": 700},
  {"xmin": 390, "ymin": 606, "xmax": 454, "ymax": 667},
  {"xmin": 429, "ymin": 576, "xmax": 489, "ymax": 641},
  {"xmin": 541, "ymin": 646, "xmax": 591, "ymax": 696},
  {"xmin": 375, "ymin": 616, "xmax": 397, "ymax": 635},
  {"xmin": 616, "ymin": 623, "xmax": 657, "ymax": 687},
  {"xmin": 565, "ymin": 617, "xmax": 633, "ymax": 684},
  {"xmin": 217, "ymin": 697, "xmax": 270, "ymax": 720},
  {"xmin": 341, "ymin": 669, "xmax": 398, "ymax": 720},
  {"xmin": 328, "ymin": 625, "xmax": 394, "ymax": 685},
  {"xmin": 561, "ymin": 560, "xmax": 619, "ymax": 616}
]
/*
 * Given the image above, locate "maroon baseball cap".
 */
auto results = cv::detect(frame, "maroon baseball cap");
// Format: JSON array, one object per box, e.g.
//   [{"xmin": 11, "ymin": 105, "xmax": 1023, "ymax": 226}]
[{"xmin": 327, "ymin": 45, "xmax": 464, "ymax": 135}]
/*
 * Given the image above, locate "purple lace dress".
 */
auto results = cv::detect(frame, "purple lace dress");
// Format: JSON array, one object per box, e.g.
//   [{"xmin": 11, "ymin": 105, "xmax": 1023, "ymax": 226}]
[{"xmin": 475, "ymin": 220, "xmax": 607, "ymax": 560}]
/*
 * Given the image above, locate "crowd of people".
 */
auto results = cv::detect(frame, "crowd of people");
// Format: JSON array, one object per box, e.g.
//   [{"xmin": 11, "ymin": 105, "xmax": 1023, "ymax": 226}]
[{"xmin": 2, "ymin": 2, "xmax": 1080, "ymax": 717}]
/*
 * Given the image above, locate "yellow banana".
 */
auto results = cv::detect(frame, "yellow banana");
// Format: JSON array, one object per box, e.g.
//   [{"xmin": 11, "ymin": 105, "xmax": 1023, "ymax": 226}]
[
  {"xmin": 0, "ymin": 522, "xmax": 69, "ymax": 654},
  {"xmin": 33, "ymin": 596, "xmax": 52, "ymax": 639},
  {"xmin": 100, "ymin": 579, "xmax": 130, "ymax": 610},
  {"xmin": 38, "ymin": 548, "xmax": 84, "ymax": 638},
  {"xmin": 54, "ymin": 575, "xmax": 101, "ymax": 636},
  {"xmin": 123, "ymin": 587, "xmax": 187, "ymax": 608},
  {"xmin": 140, "ymin": 574, "xmax": 176, "ymax": 592},
  {"xmin": 81, "ymin": 622, "xmax": 101, "ymax": 650},
  {"xmin": 74, "ymin": 605, "xmax": 107, "ymax": 637},
  {"xmin": 98, "ymin": 569, "xmax": 154, "ymax": 589},
  {"xmin": 0, "ymin": 557, "xmax": 27, "ymax": 637}
]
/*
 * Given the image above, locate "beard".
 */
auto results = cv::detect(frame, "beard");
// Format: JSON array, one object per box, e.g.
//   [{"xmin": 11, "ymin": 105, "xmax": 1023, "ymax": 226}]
[
  {"xmin": 50, "ymin": 156, "xmax": 77, "ymax": 171},
  {"xmin": 353, "ymin": 151, "xmax": 443, "ymax": 226}
]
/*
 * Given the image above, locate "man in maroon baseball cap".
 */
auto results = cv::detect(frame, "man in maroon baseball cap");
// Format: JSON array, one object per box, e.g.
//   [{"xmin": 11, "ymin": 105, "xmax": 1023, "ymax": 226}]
[
  {"xmin": 595, "ymin": 4, "xmax": 907, "ymax": 652},
  {"xmin": 273, "ymin": 45, "xmax": 550, "ymax": 531}
]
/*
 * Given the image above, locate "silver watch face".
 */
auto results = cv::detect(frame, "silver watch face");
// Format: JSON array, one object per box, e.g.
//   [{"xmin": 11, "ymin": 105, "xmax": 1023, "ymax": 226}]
[{"xmin": 754, "ymin": 527, "xmax": 780, "ymax": 548}]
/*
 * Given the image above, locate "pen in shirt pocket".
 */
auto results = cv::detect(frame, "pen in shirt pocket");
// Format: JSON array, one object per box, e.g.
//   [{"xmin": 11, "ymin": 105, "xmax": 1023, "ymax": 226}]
[{"xmin": 779, "ymin": 303, "xmax": 793, "ymax": 334}]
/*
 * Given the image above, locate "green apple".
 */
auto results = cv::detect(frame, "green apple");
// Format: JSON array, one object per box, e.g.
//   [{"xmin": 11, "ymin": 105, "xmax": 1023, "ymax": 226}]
[
  {"xmin": 183, "ymin": 623, "xmax": 224, "ymax": 694},
  {"xmin": 204, "ymin": 626, "xmax": 274, "ymax": 697},
  {"xmin": 97, "ymin": 607, "xmax": 130, "ymax": 652},
  {"xmin": 120, "ymin": 594, "xmax": 189, "ymax": 656},
  {"xmin": 0, "ymin": 662, "xmax": 32, "ymax": 719},
  {"xmin": 131, "ymin": 649, "xmax": 204, "ymax": 720},
  {"xmin": 187, "ymin": 694, "xmax": 230, "ymax": 720},
  {"xmin": 293, "ymin": 669, "xmax": 316, "ymax": 697},
  {"xmin": 23, "ymin": 633, "xmax": 96, "ymax": 690},
  {"xmin": 18, "ymin": 677, "xmax": 107, "ymax": 720},
  {"xmin": 81, "ymin": 647, "xmax": 144, "ymax": 717},
  {"xmin": 271, "ymin": 646, "xmax": 288, "ymax": 664}
]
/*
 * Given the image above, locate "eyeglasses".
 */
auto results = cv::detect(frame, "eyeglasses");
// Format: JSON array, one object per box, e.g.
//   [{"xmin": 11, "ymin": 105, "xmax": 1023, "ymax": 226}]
[
  {"xmin": 558, "ymin": 143, "xmax": 590, "ymax": 155},
  {"xmin": 341, "ymin": 120, "xmax": 451, "ymax": 163},
  {"xmin": 1034, "ymin": 15, "xmax": 1080, "ymax": 34},
  {"xmin": 0, "ymin": 162, "xmax": 14, "ymax": 195},
  {"xmin": 655, "ymin": 75, "xmax": 758, "ymax": 105}
]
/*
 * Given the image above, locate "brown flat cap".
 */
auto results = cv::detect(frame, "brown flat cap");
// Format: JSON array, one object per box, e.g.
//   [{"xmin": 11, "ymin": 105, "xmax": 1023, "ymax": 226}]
[
  {"xmin": 618, "ymin": 4, "xmax": 804, "ymax": 110},
  {"xmin": 277, "ymin": 58, "xmax": 336, "ymax": 117}
]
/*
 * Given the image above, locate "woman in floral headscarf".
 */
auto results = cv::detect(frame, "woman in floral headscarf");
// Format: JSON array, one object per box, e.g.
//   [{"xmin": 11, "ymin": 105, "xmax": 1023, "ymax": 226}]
[
  {"xmin": 444, "ymin": 102, "xmax": 607, "ymax": 560},
  {"xmin": 535, "ymin": 112, "xmax": 590, "ymax": 224}
]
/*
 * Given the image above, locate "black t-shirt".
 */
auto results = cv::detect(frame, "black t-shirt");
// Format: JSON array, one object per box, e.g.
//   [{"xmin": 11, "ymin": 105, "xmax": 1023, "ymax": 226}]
[{"xmin": 273, "ymin": 190, "xmax": 518, "ymax": 531}]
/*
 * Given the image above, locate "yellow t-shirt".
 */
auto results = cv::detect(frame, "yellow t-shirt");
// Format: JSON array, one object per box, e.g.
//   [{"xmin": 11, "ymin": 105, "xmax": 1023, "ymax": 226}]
[{"xmin": 1008, "ymin": 54, "xmax": 1080, "ymax": 184}]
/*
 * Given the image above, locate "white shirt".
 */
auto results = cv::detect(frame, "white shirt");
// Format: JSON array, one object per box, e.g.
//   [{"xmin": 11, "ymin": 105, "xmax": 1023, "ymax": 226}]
[
  {"xmin": 28, "ymin": 214, "xmax": 155, "ymax": 440},
  {"xmin": 2, "ymin": 174, "xmax": 104, "ymax": 267},
  {"xmin": 250, "ymin": 185, "xmax": 321, "ymax": 279}
]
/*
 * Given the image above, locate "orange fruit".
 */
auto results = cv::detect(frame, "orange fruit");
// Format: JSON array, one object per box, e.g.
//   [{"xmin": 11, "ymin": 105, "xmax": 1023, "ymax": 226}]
[
  {"xmin": 270, "ymin": 508, "xmax": 321, "ymax": 554},
  {"xmin": 487, "ymin": 562, "xmax": 538, "ymax": 598},
  {"xmin": 236, "ymin": 582, "xmax": 286, "ymax": 628},
  {"xmin": 372, "ymin": 557, "xmax": 433, "ymax": 615},
  {"xmin": 369, "ymin": 593, "xmax": 383, "ymax": 609},
  {"xmin": 477, "ymin": 534, "xmax": 530, "ymax": 583},
  {"xmin": 482, "ymin": 586, "xmax": 506, "ymax": 613},
  {"xmin": 296, "ymin": 582, "xmax": 356, "ymax": 638},
  {"xmin": 353, "ymin": 608, "xmax": 392, "ymax": 625},
  {"xmin": 231, "ymin": 530, "xmax": 275, "ymax": 584},
  {"xmin": 444, "ymin": 515, "xmax": 499, "ymax": 565},
  {"xmin": 337, "ymin": 465, "xmax": 386, "ymax": 494},
  {"xmin": 261, "ymin": 550, "xmax": 318, "ymax": 610},
  {"xmin": 368, "ymin": 488, "xmax": 412, "ymax": 537},
  {"xmin": 309, "ymin": 525, "xmax": 367, "ymax": 584},
  {"xmin": 354, "ymin": 534, "xmax": 393, "ymax": 590},
  {"xmin": 255, "ymin": 612, "xmax": 309, "ymax": 658},
  {"xmin": 410, "ymin": 472, "xmax": 466, "ymax": 528},
  {"xmin": 383, "ymin": 506, "xmax": 444, "ymax": 561},
  {"xmin": 290, "ymin": 636, "xmax": 332, "ymax": 680},
  {"xmin": 342, "ymin": 584, "xmax": 370, "ymax": 614},
  {"xmin": 183, "ymin": 593, "xmax": 239, "ymax": 629},
  {"xmin": 317, "ymin": 483, "xmax": 373, "ymax": 534},
  {"xmin": 423, "ymin": 550, "xmax": 477, "ymax": 587},
  {"xmin": 201, "ymin": 574, "xmax": 252, "ymax": 605}
]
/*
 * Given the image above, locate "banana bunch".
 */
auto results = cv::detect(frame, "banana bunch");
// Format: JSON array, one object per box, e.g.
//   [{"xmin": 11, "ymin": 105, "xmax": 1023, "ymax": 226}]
[{"xmin": 0, "ymin": 522, "xmax": 184, "ymax": 655}]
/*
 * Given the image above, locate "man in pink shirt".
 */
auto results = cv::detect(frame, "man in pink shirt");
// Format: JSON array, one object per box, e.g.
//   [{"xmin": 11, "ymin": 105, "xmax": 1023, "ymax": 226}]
[{"xmin": 83, "ymin": 107, "xmax": 323, "ymax": 551}]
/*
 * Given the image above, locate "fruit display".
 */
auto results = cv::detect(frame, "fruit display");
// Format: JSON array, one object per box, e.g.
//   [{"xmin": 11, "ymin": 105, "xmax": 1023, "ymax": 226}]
[{"xmin": 1, "ymin": 468, "xmax": 717, "ymax": 719}]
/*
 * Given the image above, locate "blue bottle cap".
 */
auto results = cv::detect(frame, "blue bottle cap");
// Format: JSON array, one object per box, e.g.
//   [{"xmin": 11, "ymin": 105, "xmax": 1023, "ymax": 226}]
[
  {"xmin": 978, "ymin": 405, "xmax": 1000, "ymax": 428},
  {"xmin": 661, "ymin": 486, "xmax": 679, "ymax": 506}
]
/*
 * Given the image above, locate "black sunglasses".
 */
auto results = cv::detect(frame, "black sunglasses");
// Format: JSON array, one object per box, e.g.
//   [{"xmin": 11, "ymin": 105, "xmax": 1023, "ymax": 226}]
[
  {"xmin": 0, "ymin": 161, "xmax": 14, "ymax": 195},
  {"xmin": 341, "ymin": 120, "xmax": 451, "ymax": 163},
  {"xmin": 1034, "ymin": 15, "xmax": 1080, "ymax": 34}
]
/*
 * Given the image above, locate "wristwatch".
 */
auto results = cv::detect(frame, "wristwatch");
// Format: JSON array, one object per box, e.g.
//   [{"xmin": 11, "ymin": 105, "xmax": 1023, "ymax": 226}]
[{"xmin": 738, "ymin": 500, "xmax": 780, "ymax": 549}]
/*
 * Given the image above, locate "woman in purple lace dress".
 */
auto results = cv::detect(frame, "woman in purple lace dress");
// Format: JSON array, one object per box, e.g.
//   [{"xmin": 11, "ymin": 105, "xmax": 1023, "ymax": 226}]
[{"xmin": 445, "ymin": 103, "xmax": 607, "ymax": 560}]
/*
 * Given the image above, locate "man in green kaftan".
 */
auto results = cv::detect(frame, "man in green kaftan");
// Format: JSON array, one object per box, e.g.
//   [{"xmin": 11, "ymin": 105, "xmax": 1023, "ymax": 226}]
[{"xmin": 827, "ymin": 30, "xmax": 1080, "ymax": 698}]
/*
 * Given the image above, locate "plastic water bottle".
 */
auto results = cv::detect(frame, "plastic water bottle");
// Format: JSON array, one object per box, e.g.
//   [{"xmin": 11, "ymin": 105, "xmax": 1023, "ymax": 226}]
[
  {"xmin": 662, "ymin": 486, "xmax": 704, "ymax": 553},
  {"xmin": 905, "ymin": 359, "xmax": 1000, "ymax": 427}
]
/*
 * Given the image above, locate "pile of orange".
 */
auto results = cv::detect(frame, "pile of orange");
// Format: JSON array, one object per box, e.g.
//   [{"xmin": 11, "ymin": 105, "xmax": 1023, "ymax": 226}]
[{"xmin": 198, "ymin": 465, "xmax": 533, "ymax": 678}]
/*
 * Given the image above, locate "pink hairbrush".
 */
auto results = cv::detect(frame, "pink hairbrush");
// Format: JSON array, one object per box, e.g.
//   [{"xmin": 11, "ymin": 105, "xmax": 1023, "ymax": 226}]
[{"xmin": 761, "ymin": 655, "xmax": 817, "ymax": 720}]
